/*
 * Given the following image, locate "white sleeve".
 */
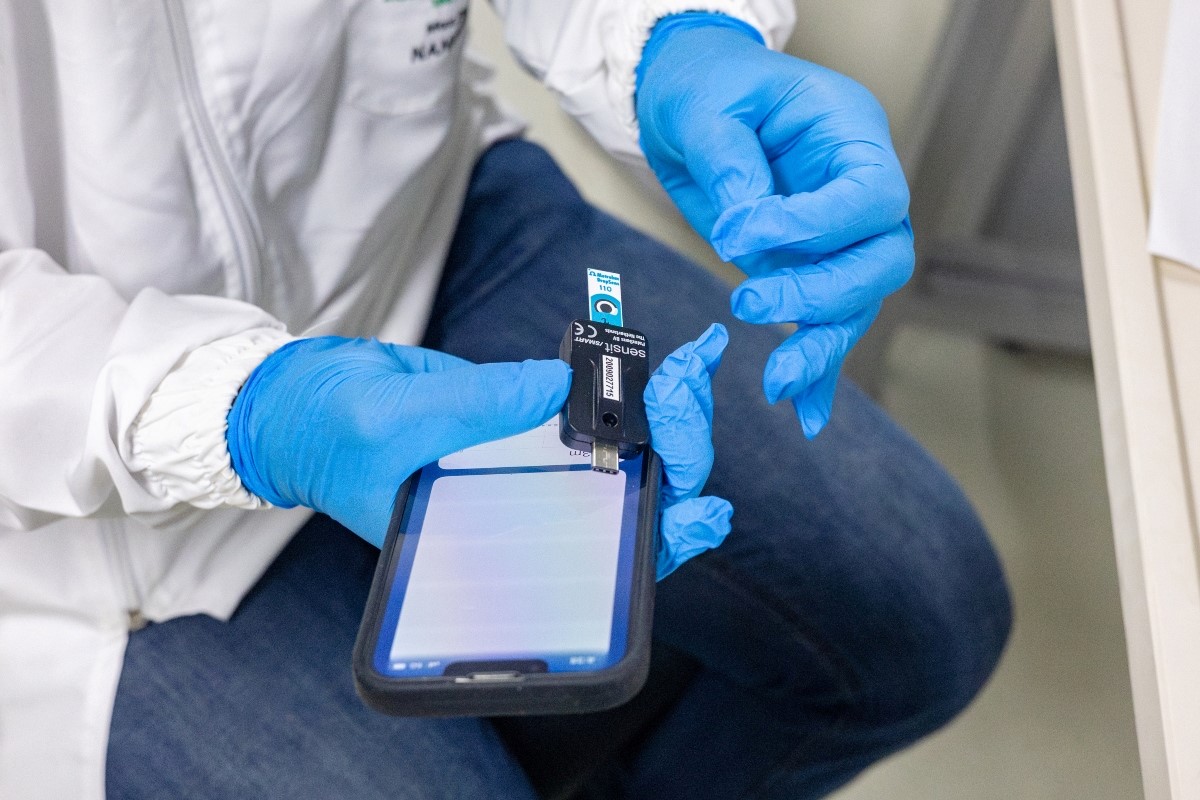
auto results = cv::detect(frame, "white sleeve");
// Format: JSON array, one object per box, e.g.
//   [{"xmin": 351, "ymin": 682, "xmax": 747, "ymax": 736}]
[
  {"xmin": 0, "ymin": 250, "xmax": 292, "ymax": 530},
  {"xmin": 0, "ymin": 8, "xmax": 293, "ymax": 531},
  {"xmin": 126, "ymin": 327, "xmax": 296, "ymax": 511},
  {"xmin": 487, "ymin": 0, "xmax": 796, "ymax": 163}
]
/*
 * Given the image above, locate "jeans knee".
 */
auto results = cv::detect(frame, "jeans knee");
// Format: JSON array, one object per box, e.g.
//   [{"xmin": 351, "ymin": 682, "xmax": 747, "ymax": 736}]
[
  {"xmin": 864, "ymin": 520, "xmax": 1013, "ymax": 740},
  {"xmin": 921, "ymin": 577, "xmax": 1012, "ymax": 728}
]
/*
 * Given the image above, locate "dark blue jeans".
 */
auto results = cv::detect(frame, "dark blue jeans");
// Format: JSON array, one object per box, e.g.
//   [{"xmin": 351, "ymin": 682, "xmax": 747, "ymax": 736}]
[{"xmin": 108, "ymin": 140, "xmax": 1012, "ymax": 799}]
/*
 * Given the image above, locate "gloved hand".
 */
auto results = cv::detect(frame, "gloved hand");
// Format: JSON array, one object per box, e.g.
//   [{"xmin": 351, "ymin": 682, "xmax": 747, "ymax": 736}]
[
  {"xmin": 636, "ymin": 14, "xmax": 915, "ymax": 438},
  {"xmin": 647, "ymin": 323, "xmax": 733, "ymax": 579},
  {"xmin": 226, "ymin": 337, "xmax": 570, "ymax": 546}
]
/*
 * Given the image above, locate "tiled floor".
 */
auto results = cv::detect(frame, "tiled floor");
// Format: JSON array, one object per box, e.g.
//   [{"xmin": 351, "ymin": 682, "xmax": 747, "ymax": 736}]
[{"xmin": 469, "ymin": 5, "xmax": 1145, "ymax": 795}]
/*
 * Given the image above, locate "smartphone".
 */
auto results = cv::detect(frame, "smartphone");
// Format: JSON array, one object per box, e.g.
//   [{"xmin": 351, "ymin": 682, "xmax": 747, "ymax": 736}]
[{"xmin": 352, "ymin": 417, "xmax": 660, "ymax": 717}]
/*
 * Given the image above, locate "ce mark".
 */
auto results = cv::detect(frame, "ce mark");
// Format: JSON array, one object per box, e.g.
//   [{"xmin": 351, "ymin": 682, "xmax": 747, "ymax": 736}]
[{"xmin": 574, "ymin": 321, "xmax": 599, "ymax": 339}]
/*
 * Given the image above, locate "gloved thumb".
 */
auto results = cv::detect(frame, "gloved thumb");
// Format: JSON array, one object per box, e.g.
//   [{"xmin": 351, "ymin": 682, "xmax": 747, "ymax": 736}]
[
  {"xmin": 675, "ymin": 116, "xmax": 774, "ymax": 231},
  {"xmin": 402, "ymin": 358, "xmax": 571, "ymax": 463}
]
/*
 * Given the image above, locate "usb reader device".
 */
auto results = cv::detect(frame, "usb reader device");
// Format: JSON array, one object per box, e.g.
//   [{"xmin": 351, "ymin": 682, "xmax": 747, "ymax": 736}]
[{"xmin": 559, "ymin": 319, "xmax": 650, "ymax": 473}]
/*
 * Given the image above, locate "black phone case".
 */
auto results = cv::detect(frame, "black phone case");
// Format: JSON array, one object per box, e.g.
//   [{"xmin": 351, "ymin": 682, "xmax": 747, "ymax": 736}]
[{"xmin": 352, "ymin": 450, "xmax": 661, "ymax": 717}]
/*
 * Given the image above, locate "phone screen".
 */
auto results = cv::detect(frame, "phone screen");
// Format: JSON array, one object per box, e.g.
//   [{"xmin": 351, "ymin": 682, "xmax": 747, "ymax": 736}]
[{"xmin": 372, "ymin": 419, "xmax": 644, "ymax": 678}]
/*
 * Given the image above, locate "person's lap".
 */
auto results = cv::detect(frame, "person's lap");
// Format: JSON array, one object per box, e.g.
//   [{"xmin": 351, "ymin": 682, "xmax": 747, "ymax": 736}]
[
  {"xmin": 108, "ymin": 139, "xmax": 1011, "ymax": 800},
  {"xmin": 422, "ymin": 140, "xmax": 1011, "ymax": 799},
  {"xmin": 105, "ymin": 514, "xmax": 539, "ymax": 800}
]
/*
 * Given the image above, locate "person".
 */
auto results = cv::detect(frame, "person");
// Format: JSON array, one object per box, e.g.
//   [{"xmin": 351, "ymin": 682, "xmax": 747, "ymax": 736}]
[{"xmin": 0, "ymin": 2, "xmax": 1012, "ymax": 799}]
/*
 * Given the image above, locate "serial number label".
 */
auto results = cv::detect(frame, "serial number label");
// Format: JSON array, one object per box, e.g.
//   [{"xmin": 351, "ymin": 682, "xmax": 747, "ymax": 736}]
[{"xmin": 601, "ymin": 354, "xmax": 621, "ymax": 401}]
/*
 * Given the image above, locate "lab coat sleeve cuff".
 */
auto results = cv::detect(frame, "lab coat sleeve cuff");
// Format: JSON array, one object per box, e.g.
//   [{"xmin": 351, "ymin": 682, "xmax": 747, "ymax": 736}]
[
  {"xmin": 128, "ymin": 327, "xmax": 296, "ymax": 510},
  {"xmin": 605, "ymin": 1, "xmax": 775, "ymax": 148}
]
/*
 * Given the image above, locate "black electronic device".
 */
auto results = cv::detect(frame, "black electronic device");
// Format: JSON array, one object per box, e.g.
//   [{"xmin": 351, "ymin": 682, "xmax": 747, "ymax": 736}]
[{"xmin": 558, "ymin": 320, "xmax": 651, "ymax": 474}]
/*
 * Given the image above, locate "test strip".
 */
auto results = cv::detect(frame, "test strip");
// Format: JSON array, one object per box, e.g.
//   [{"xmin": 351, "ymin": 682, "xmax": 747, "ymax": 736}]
[{"xmin": 587, "ymin": 269, "xmax": 623, "ymax": 327}]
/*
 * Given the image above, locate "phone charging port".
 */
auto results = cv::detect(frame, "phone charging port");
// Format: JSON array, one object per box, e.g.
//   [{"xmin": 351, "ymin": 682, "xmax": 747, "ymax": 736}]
[{"xmin": 454, "ymin": 671, "xmax": 523, "ymax": 683}]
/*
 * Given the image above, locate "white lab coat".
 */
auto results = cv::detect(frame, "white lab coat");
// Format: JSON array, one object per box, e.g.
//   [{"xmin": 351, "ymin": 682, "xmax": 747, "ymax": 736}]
[
  {"xmin": 1148, "ymin": 0, "xmax": 1200, "ymax": 271},
  {"xmin": 0, "ymin": 1, "xmax": 794, "ymax": 797}
]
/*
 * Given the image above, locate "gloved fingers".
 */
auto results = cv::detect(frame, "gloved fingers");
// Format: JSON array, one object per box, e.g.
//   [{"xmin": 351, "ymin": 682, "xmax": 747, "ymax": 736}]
[
  {"xmin": 730, "ymin": 221, "xmax": 914, "ymax": 325},
  {"xmin": 765, "ymin": 79, "xmax": 894, "ymax": 170},
  {"xmin": 709, "ymin": 144, "xmax": 909, "ymax": 261},
  {"xmin": 656, "ymin": 495, "xmax": 733, "ymax": 581},
  {"xmin": 653, "ymin": 323, "xmax": 729, "ymax": 422},
  {"xmin": 676, "ymin": 116, "xmax": 775, "ymax": 219},
  {"xmin": 402, "ymin": 358, "xmax": 572, "ymax": 458},
  {"xmin": 379, "ymin": 342, "xmax": 475, "ymax": 374},
  {"xmin": 731, "ymin": 247, "xmax": 823, "ymax": 278},
  {"xmin": 647, "ymin": 323, "xmax": 728, "ymax": 503},
  {"xmin": 762, "ymin": 303, "xmax": 878, "ymax": 407},
  {"xmin": 678, "ymin": 321, "xmax": 729, "ymax": 375},
  {"xmin": 791, "ymin": 364, "xmax": 841, "ymax": 439},
  {"xmin": 650, "ymin": 159, "xmax": 723, "ymax": 242},
  {"xmin": 645, "ymin": 373, "xmax": 714, "ymax": 505}
]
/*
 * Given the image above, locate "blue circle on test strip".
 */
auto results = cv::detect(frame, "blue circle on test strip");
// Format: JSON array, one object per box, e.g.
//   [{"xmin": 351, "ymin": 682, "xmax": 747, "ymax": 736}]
[{"xmin": 592, "ymin": 294, "xmax": 622, "ymax": 325}]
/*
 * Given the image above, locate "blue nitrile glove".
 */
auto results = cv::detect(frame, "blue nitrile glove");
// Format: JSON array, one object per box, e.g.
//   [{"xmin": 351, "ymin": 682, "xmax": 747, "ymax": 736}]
[
  {"xmin": 647, "ymin": 323, "xmax": 734, "ymax": 579},
  {"xmin": 636, "ymin": 14, "xmax": 915, "ymax": 438},
  {"xmin": 226, "ymin": 337, "xmax": 570, "ymax": 547}
]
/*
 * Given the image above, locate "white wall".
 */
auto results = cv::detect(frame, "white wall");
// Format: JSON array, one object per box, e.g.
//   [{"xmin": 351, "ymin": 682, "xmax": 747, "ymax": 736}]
[
  {"xmin": 467, "ymin": 0, "xmax": 954, "ymax": 281},
  {"xmin": 786, "ymin": 0, "xmax": 954, "ymax": 155}
]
